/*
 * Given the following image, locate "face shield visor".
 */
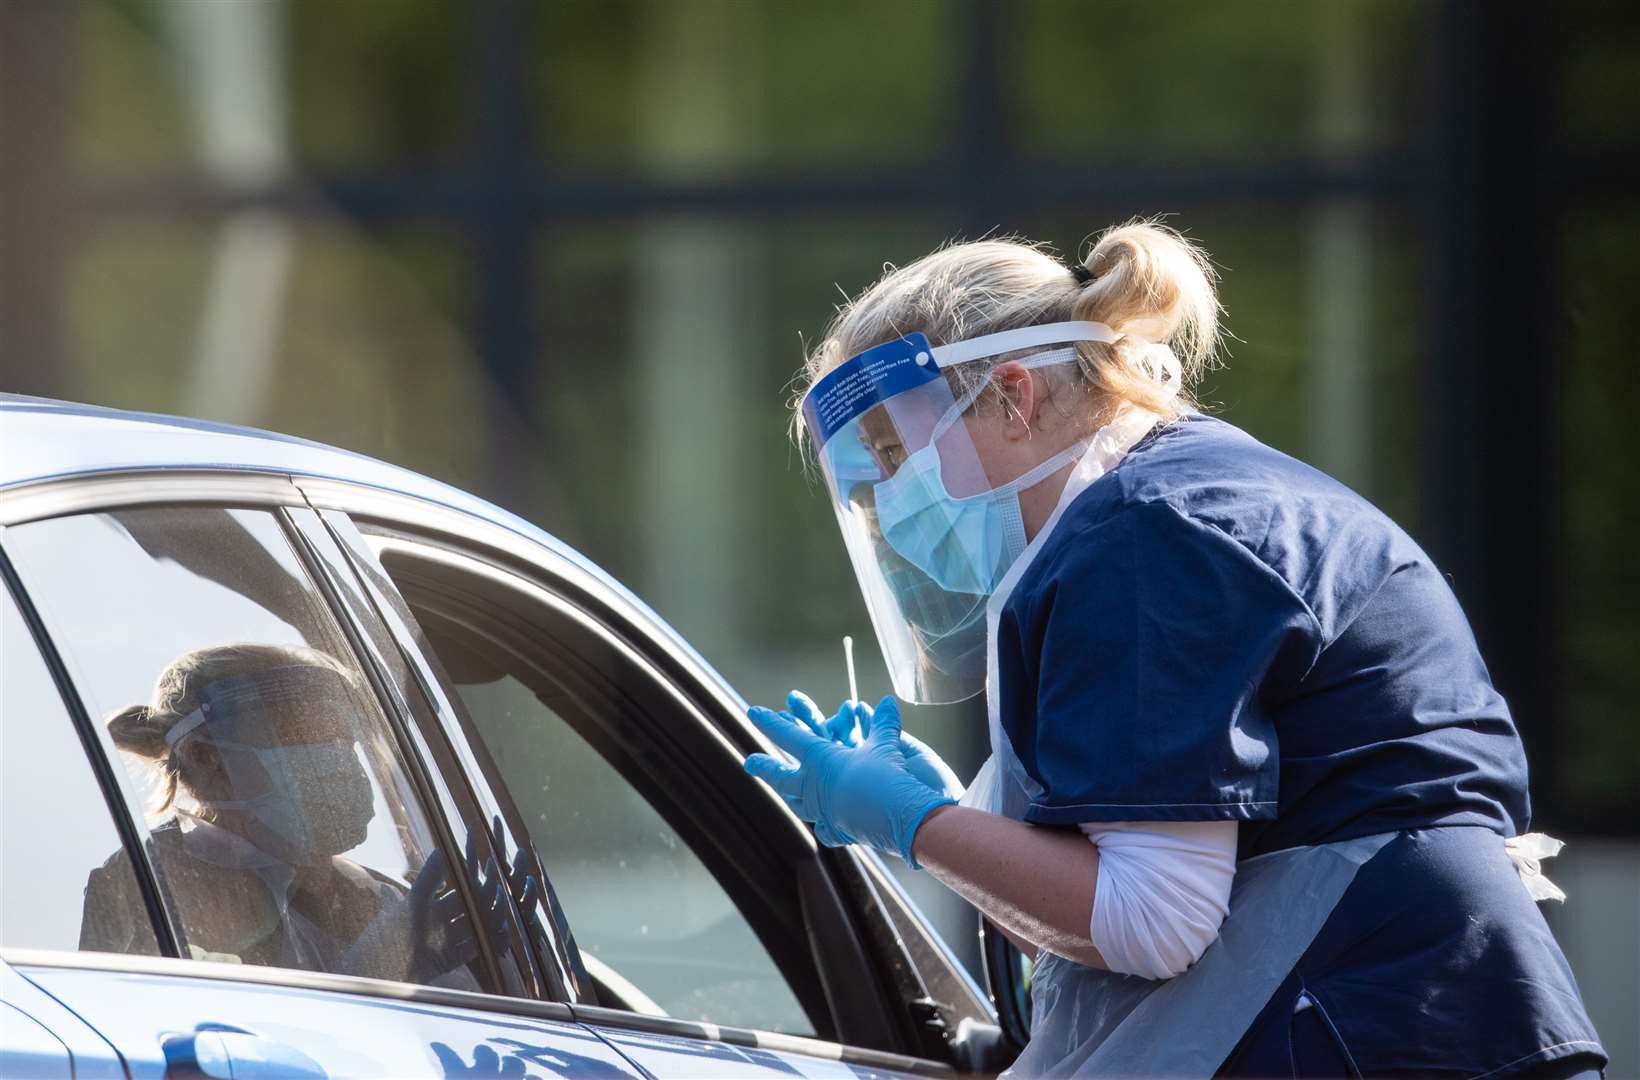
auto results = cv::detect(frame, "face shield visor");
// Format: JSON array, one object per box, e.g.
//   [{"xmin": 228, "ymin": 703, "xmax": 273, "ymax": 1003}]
[{"xmin": 801, "ymin": 320, "xmax": 1120, "ymax": 704}]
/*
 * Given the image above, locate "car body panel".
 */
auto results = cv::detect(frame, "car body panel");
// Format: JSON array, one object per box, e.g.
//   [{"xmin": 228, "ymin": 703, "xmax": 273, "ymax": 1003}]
[
  {"xmin": 589, "ymin": 1024, "xmax": 911, "ymax": 1079},
  {"xmin": 0, "ymin": 1004, "xmax": 71, "ymax": 1080},
  {"xmin": 0, "ymin": 959, "xmax": 125, "ymax": 1079},
  {"xmin": 17, "ymin": 959, "xmax": 647, "ymax": 1080}
]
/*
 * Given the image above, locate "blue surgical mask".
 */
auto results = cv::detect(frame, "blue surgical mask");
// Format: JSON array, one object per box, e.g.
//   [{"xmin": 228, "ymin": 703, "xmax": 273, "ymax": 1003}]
[{"xmin": 875, "ymin": 426, "xmax": 1091, "ymax": 596}]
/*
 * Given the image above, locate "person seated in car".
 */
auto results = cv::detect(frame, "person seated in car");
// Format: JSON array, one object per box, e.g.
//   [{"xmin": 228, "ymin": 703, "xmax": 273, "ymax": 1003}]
[{"xmin": 82, "ymin": 642, "xmax": 485, "ymax": 985}]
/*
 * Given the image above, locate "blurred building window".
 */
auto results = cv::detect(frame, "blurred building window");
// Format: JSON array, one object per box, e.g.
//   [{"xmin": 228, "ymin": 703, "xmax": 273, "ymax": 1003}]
[
  {"xmin": 1558, "ymin": 206, "xmax": 1640, "ymax": 820},
  {"xmin": 1561, "ymin": 0, "xmax": 1640, "ymax": 148},
  {"xmin": 288, "ymin": 0, "xmax": 468, "ymax": 169},
  {"xmin": 1012, "ymin": 0, "xmax": 1425, "ymax": 160},
  {"xmin": 536, "ymin": 0, "xmax": 947, "ymax": 174}
]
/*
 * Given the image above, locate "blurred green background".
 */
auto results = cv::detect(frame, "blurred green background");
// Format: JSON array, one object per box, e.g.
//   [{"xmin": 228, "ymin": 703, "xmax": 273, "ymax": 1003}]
[{"xmin": 2, "ymin": 0, "xmax": 1636, "ymax": 1068}]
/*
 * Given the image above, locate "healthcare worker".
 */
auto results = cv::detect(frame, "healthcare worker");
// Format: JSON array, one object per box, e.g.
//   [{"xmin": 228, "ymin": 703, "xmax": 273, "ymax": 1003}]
[{"xmin": 744, "ymin": 222, "xmax": 1607, "ymax": 1078}]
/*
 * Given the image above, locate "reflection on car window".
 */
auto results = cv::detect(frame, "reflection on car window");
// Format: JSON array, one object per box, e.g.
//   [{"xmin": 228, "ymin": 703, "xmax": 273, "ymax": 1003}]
[
  {"xmin": 1, "ymin": 576, "xmax": 161, "ymax": 956},
  {"xmin": 407, "ymin": 592, "xmax": 813, "ymax": 1035},
  {"xmin": 6, "ymin": 508, "xmax": 483, "ymax": 988}
]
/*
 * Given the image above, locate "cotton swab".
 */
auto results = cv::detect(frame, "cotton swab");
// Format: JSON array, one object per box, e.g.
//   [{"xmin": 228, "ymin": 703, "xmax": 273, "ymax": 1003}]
[{"xmin": 843, "ymin": 635, "xmax": 858, "ymax": 703}]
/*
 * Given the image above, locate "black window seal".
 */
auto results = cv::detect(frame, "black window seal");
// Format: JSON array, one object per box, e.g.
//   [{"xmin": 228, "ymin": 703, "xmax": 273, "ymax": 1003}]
[
  {"xmin": 275, "ymin": 505, "xmax": 518, "ymax": 998},
  {"xmin": 299, "ymin": 506, "xmax": 576, "ymax": 1004},
  {"xmin": 366, "ymin": 534, "xmax": 991, "ymax": 1069},
  {"xmin": 368, "ymin": 542, "xmax": 838, "ymax": 1032},
  {"xmin": 0, "ymin": 535, "xmax": 181, "ymax": 958}
]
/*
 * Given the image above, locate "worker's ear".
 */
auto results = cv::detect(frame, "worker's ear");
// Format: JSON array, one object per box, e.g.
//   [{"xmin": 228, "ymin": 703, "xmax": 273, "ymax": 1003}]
[{"xmin": 990, "ymin": 361, "xmax": 1039, "ymax": 441}]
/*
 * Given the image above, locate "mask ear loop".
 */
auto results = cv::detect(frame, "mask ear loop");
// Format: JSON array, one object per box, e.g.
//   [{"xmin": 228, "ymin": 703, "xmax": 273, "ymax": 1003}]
[
  {"xmin": 937, "ymin": 346, "xmax": 1085, "ymax": 437},
  {"xmin": 885, "ymin": 348, "xmax": 1092, "ymax": 511},
  {"xmin": 970, "ymin": 346, "xmax": 1088, "ymax": 436}
]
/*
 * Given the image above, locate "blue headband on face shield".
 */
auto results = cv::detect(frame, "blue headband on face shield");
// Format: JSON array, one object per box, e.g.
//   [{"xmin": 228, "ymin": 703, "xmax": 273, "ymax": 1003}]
[{"xmin": 164, "ymin": 664, "xmax": 356, "ymax": 749}]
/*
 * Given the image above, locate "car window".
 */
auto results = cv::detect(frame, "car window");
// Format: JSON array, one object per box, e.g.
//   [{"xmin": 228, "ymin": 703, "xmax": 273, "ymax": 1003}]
[
  {"xmin": 0, "ymin": 569, "xmax": 161, "ymax": 956},
  {"xmin": 384, "ymin": 558, "xmax": 816, "ymax": 1036},
  {"xmin": 5, "ymin": 508, "xmax": 489, "ymax": 990}
]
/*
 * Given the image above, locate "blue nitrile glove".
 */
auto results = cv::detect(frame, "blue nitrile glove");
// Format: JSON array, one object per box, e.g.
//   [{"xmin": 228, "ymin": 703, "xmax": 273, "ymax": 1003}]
[
  {"xmin": 744, "ymin": 695, "xmax": 955, "ymax": 868},
  {"xmin": 785, "ymin": 690, "xmax": 965, "ymax": 800}
]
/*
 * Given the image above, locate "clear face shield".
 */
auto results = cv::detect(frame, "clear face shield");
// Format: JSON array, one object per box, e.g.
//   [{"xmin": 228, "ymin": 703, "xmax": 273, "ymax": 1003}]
[
  {"xmin": 165, "ymin": 664, "xmax": 376, "ymax": 862},
  {"xmin": 801, "ymin": 321, "xmax": 1120, "ymax": 704}
]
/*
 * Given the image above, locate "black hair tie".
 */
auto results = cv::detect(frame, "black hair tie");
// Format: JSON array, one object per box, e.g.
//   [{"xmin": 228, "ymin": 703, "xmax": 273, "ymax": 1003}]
[{"xmin": 1069, "ymin": 263, "xmax": 1095, "ymax": 285}]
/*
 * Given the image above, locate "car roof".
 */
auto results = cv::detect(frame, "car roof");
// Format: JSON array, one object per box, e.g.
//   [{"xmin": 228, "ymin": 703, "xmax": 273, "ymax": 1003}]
[{"xmin": 0, "ymin": 394, "xmax": 721, "ymax": 685}]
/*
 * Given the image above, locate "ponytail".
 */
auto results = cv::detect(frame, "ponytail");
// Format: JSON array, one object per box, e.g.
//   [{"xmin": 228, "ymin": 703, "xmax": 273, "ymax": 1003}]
[
  {"xmin": 1068, "ymin": 219, "xmax": 1222, "ymax": 417},
  {"xmin": 796, "ymin": 217, "xmax": 1223, "ymax": 442},
  {"xmin": 107, "ymin": 703, "xmax": 181, "ymax": 811}
]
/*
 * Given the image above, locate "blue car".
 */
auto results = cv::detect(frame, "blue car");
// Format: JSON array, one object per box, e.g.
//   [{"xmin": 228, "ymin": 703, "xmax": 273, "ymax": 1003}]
[{"xmin": 0, "ymin": 396, "xmax": 1016, "ymax": 1080}]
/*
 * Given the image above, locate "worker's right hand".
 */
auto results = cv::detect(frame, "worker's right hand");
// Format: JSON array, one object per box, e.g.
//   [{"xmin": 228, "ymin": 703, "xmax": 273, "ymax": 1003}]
[
  {"xmin": 745, "ymin": 696, "xmax": 954, "ymax": 867},
  {"xmin": 785, "ymin": 690, "xmax": 965, "ymax": 801}
]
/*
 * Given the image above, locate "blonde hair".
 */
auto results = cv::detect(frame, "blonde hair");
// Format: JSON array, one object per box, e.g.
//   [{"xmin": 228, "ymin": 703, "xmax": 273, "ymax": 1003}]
[
  {"xmin": 794, "ymin": 219, "xmax": 1221, "ymax": 442},
  {"xmin": 107, "ymin": 643, "xmax": 358, "ymax": 813}
]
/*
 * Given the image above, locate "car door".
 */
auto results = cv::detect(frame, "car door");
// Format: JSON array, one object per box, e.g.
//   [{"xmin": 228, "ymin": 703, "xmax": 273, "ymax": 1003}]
[
  {"xmin": 0, "ymin": 489, "xmax": 647, "ymax": 1080},
  {"xmin": 295, "ymin": 491, "xmax": 1000, "ymax": 1077}
]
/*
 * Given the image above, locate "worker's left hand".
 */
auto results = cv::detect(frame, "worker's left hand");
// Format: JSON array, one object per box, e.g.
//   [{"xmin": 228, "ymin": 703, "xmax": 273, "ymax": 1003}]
[
  {"xmin": 744, "ymin": 695, "xmax": 954, "ymax": 867},
  {"xmin": 785, "ymin": 690, "xmax": 964, "ymax": 800}
]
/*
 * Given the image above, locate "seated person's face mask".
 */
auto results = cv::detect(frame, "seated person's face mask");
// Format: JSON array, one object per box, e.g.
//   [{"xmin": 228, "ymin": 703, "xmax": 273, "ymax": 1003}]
[
  {"xmin": 167, "ymin": 666, "xmax": 378, "ymax": 864},
  {"xmin": 206, "ymin": 736, "xmax": 375, "ymax": 865}
]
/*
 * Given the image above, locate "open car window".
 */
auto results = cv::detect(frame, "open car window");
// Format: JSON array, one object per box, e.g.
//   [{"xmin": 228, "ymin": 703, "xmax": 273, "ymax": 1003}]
[{"xmin": 368, "ymin": 538, "xmax": 822, "ymax": 1037}]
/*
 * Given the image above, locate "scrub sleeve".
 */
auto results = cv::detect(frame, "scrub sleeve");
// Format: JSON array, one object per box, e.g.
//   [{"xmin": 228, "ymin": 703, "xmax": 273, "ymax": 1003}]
[{"xmin": 995, "ymin": 500, "xmax": 1316, "ymax": 829}]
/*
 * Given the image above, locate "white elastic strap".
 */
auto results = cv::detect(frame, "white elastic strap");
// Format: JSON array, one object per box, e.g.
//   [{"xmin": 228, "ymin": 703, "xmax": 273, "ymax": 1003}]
[
  {"xmin": 928, "ymin": 320, "xmax": 1120, "ymax": 368},
  {"xmin": 164, "ymin": 707, "xmax": 209, "ymax": 749},
  {"xmin": 1504, "ymin": 833, "xmax": 1568, "ymax": 902},
  {"xmin": 925, "ymin": 347, "xmax": 1083, "ymax": 434}
]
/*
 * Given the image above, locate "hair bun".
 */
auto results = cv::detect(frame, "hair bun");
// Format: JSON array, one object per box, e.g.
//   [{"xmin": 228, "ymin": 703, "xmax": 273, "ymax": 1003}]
[{"xmin": 107, "ymin": 703, "xmax": 170, "ymax": 758}]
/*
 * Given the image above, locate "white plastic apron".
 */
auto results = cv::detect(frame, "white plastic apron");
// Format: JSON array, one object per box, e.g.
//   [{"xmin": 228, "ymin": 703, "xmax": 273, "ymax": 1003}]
[{"xmin": 960, "ymin": 411, "xmax": 1566, "ymax": 1078}]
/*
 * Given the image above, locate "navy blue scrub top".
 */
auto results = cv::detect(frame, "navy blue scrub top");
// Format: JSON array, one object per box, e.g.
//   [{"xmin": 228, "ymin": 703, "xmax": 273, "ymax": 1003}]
[
  {"xmin": 995, "ymin": 414, "xmax": 1607, "ymax": 1076},
  {"xmin": 994, "ymin": 413, "xmax": 1531, "ymax": 859}
]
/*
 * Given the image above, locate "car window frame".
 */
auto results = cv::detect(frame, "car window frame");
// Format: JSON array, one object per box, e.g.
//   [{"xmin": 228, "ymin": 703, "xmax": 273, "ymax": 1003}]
[
  {"xmin": 0, "ymin": 477, "xmax": 523, "ymax": 1001},
  {"xmin": 1, "ymin": 467, "xmax": 993, "ymax": 1075},
  {"xmin": 286, "ymin": 506, "xmax": 569, "ymax": 1003},
  {"xmin": 347, "ymin": 529, "xmax": 838, "ymax": 1027},
  {"xmin": 289, "ymin": 481, "xmax": 972, "ymax": 1068},
  {"xmin": 277, "ymin": 504, "xmax": 533, "ymax": 997}
]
